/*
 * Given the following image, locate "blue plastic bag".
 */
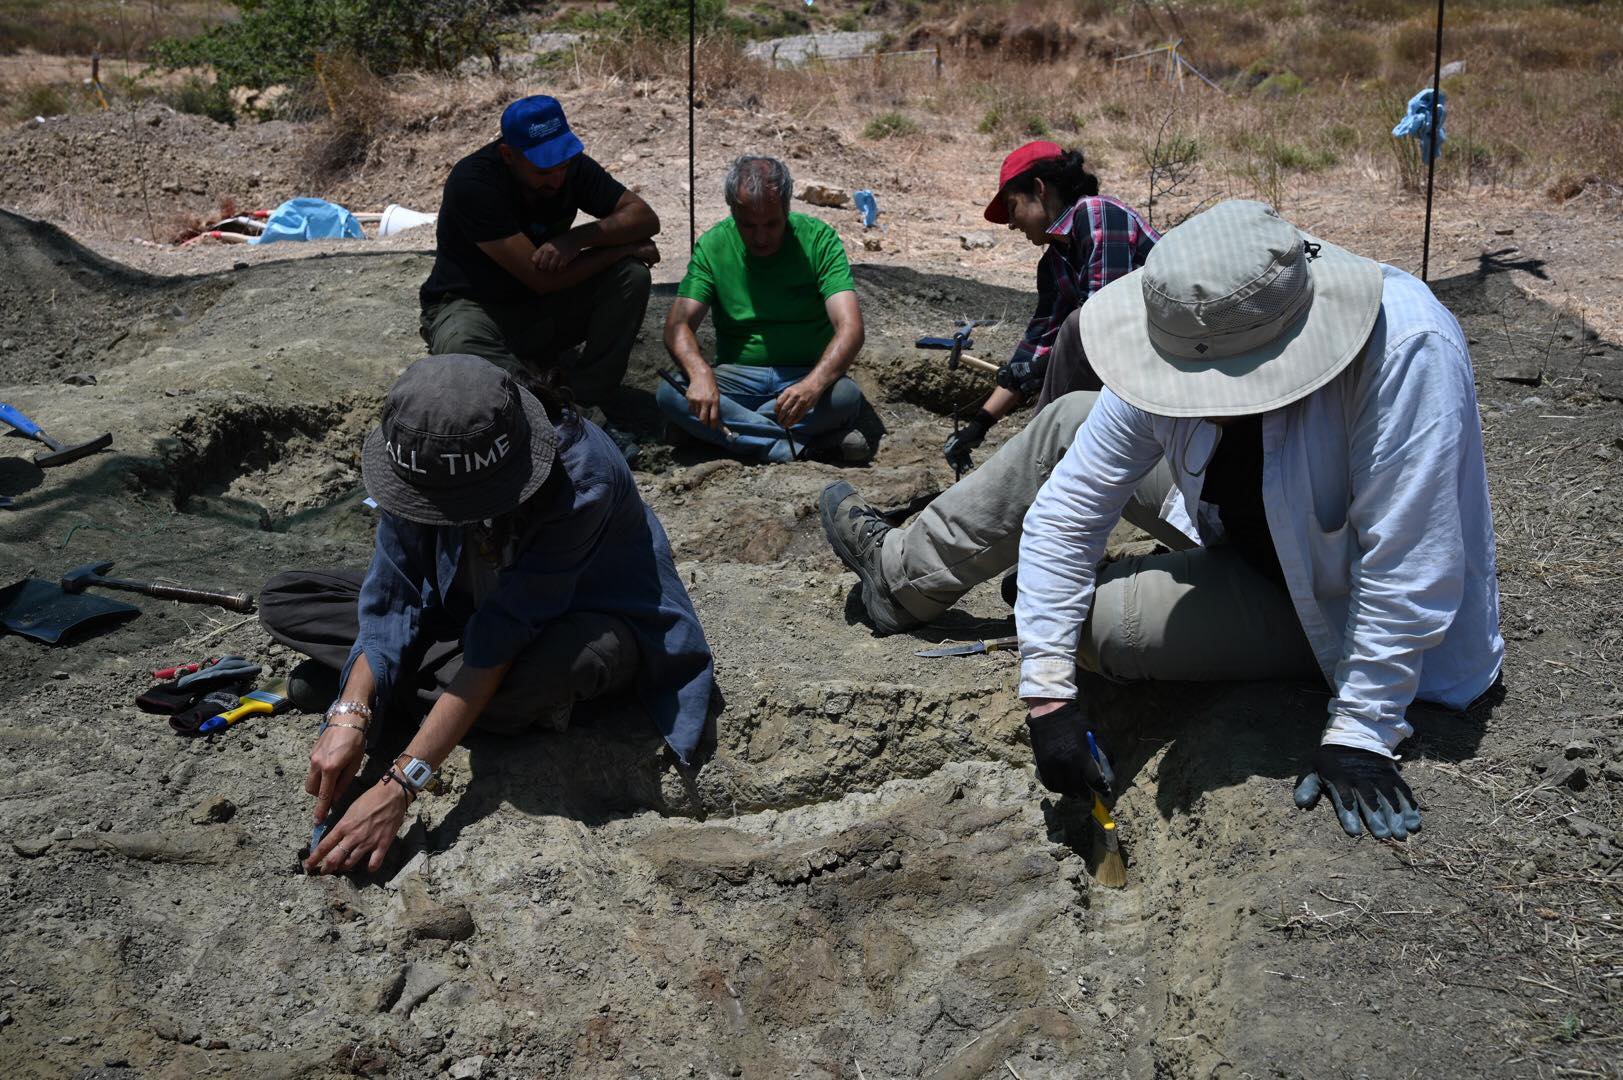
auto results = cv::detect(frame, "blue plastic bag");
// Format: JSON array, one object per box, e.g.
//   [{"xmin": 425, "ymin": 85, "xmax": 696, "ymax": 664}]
[
  {"xmin": 250, "ymin": 197, "xmax": 365, "ymax": 245},
  {"xmin": 853, "ymin": 189, "xmax": 879, "ymax": 228},
  {"xmin": 1392, "ymin": 88, "xmax": 1447, "ymax": 163}
]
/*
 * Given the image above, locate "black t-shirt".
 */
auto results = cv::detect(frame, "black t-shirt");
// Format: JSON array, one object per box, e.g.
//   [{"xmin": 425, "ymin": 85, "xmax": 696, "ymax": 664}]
[
  {"xmin": 419, "ymin": 141, "xmax": 627, "ymax": 308},
  {"xmin": 1199, "ymin": 415, "xmax": 1285, "ymax": 587}
]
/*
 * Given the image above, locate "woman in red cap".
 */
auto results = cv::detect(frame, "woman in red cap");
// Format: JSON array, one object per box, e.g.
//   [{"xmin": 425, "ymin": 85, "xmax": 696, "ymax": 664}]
[{"xmin": 943, "ymin": 142, "xmax": 1159, "ymax": 473}]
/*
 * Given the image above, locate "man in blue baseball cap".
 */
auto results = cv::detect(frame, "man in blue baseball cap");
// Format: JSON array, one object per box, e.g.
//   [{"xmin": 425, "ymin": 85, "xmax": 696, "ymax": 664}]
[{"xmin": 420, "ymin": 95, "xmax": 660, "ymax": 455}]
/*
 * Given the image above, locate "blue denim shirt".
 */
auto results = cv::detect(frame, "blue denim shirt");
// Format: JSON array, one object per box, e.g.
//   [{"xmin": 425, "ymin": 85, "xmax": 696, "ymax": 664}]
[{"xmin": 343, "ymin": 415, "xmax": 714, "ymax": 764}]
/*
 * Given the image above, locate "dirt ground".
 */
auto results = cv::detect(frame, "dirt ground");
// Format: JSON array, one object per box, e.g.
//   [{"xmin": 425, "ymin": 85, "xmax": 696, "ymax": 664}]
[{"xmin": 1, "ymin": 78, "xmax": 1621, "ymax": 1080}]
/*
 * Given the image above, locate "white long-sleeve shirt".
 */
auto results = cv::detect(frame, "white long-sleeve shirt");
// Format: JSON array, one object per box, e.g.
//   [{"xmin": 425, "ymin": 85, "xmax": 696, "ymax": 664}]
[{"xmin": 1016, "ymin": 266, "xmax": 1503, "ymax": 756}]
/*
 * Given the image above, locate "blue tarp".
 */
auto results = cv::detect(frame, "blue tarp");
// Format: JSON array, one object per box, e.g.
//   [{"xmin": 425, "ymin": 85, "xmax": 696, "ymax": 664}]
[
  {"xmin": 1392, "ymin": 88, "xmax": 1447, "ymax": 163},
  {"xmin": 250, "ymin": 197, "xmax": 365, "ymax": 245}
]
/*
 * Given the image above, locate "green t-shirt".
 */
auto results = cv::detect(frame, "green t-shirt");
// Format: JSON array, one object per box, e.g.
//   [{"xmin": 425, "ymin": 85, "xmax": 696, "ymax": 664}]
[{"xmin": 677, "ymin": 212, "xmax": 856, "ymax": 366}]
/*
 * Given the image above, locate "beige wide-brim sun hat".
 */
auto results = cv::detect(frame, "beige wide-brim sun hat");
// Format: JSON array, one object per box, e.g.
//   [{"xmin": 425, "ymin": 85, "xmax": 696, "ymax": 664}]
[{"xmin": 1080, "ymin": 200, "xmax": 1385, "ymax": 418}]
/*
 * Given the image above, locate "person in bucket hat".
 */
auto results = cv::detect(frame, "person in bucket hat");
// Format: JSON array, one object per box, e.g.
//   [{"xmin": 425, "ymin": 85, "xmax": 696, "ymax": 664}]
[
  {"xmin": 1009, "ymin": 200, "xmax": 1502, "ymax": 841},
  {"xmin": 419, "ymin": 95, "xmax": 661, "ymax": 452},
  {"xmin": 258, "ymin": 355, "xmax": 715, "ymax": 874},
  {"xmin": 943, "ymin": 141, "xmax": 1159, "ymax": 472}
]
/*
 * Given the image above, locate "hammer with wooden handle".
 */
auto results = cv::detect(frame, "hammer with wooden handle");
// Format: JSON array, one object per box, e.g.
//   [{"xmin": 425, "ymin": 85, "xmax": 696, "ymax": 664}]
[{"xmin": 60, "ymin": 561, "xmax": 256, "ymax": 613}]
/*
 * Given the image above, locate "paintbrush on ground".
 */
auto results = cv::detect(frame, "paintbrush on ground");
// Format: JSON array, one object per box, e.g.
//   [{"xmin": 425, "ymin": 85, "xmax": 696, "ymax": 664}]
[{"xmin": 198, "ymin": 678, "xmax": 292, "ymax": 735}]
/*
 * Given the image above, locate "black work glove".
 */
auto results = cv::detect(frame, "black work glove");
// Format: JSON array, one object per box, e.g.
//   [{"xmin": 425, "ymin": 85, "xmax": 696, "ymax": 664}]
[
  {"xmin": 1293, "ymin": 745, "xmax": 1422, "ymax": 840},
  {"xmin": 995, "ymin": 353, "xmax": 1048, "ymax": 399},
  {"xmin": 1026, "ymin": 702, "xmax": 1114, "ymax": 798},
  {"xmin": 943, "ymin": 408, "xmax": 996, "ymax": 473}
]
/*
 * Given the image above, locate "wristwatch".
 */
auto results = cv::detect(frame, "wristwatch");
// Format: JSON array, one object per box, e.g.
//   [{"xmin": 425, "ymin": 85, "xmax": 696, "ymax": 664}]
[{"xmin": 391, "ymin": 753, "xmax": 443, "ymax": 797}]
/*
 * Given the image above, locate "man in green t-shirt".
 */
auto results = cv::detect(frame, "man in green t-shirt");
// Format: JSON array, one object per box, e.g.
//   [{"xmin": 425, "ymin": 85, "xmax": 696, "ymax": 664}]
[{"xmin": 658, "ymin": 155, "xmax": 872, "ymax": 463}]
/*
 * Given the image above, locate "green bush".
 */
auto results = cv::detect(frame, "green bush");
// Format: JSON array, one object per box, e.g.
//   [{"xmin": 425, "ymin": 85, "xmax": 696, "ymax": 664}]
[
  {"xmin": 17, "ymin": 83, "xmax": 70, "ymax": 119},
  {"xmin": 153, "ymin": 0, "xmax": 520, "ymax": 94},
  {"xmin": 163, "ymin": 74, "xmax": 236, "ymax": 124},
  {"xmin": 1270, "ymin": 142, "xmax": 1337, "ymax": 170},
  {"xmin": 614, "ymin": 0, "xmax": 726, "ymax": 42},
  {"xmin": 1024, "ymin": 115, "xmax": 1051, "ymax": 137},
  {"xmin": 864, "ymin": 111, "xmax": 920, "ymax": 139},
  {"xmin": 1254, "ymin": 70, "xmax": 1305, "ymax": 98}
]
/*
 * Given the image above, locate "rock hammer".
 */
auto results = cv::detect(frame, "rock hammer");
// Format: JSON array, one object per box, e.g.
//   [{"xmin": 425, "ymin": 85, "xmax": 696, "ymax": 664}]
[
  {"xmin": 60, "ymin": 561, "xmax": 256, "ymax": 613},
  {"xmin": 0, "ymin": 403, "xmax": 112, "ymax": 468}
]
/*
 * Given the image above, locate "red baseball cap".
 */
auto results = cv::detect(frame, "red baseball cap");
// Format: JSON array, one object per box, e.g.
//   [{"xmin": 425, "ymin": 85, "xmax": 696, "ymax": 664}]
[{"xmin": 983, "ymin": 141, "xmax": 1065, "ymax": 224}]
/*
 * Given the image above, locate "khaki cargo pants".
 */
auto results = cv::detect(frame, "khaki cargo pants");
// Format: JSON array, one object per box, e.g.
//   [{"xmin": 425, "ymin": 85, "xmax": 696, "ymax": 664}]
[{"xmin": 880, "ymin": 391, "xmax": 1320, "ymax": 682}]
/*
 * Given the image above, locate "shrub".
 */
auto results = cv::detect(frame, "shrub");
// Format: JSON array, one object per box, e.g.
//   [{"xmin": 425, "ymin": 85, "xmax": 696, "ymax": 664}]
[
  {"xmin": 864, "ymin": 111, "xmax": 920, "ymax": 139},
  {"xmin": 614, "ymin": 0, "xmax": 727, "ymax": 42},
  {"xmin": 163, "ymin": 75, "xmax": 236, "ymax": 124},
  {"xmin": 153, "ymin": 0, "xmax": 520, "ymax": 95},
  {"xmin": 1254, "ymin": 71, "xmax": 1305, "ymax": 98},
  {"xmin": 17, "ymin": 83, "xmax": 70, "ymax": 120},
  {"xmin": 1024, "ymin": 114, "xmax": 1051, "ymax": 137},
  {"xmin": 1271, "ymin": 142, "xmax": 1337, "ymax": 171}
]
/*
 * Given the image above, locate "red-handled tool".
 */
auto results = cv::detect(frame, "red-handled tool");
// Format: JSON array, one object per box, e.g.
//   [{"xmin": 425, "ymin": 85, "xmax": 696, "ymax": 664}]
[{"xmin": 152, "ymin": 657, "xmax": 220, "ymax": 680}]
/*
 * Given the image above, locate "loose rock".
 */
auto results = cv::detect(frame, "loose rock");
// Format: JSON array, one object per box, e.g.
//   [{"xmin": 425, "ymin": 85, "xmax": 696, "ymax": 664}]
[
  {"xmin": 12, "ymin": 838, "xmax": 52, "ymax": 858},
  {"xmin": 190, "ymin": 796, "xmax": 237, "ymax": 824},
  {"xmin": 798, "ymin": 182, "xmax": 850, "ymax": 208}
]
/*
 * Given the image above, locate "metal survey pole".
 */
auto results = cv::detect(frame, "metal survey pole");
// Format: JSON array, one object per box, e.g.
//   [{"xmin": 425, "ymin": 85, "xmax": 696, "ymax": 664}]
[
  {"xmin": 688, "ymin": 0, "xmax": 697, "ymax": 253},
  {"xmin": 1421, "ymin": 0, "xmax": 1444, "ymax": 282}
]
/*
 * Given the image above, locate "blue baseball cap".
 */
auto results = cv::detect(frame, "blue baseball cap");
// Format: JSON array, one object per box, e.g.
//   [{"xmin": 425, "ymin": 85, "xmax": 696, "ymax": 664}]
[{"xmin": 499, "ymin": 96, "xmax": 584, "ymax": 170}]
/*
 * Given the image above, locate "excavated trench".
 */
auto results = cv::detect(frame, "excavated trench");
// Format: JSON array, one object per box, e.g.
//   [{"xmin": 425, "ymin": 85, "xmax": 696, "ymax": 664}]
[{"xmin": 3, "ymin": 213, "xmax": 1618, "ymax": 1077}]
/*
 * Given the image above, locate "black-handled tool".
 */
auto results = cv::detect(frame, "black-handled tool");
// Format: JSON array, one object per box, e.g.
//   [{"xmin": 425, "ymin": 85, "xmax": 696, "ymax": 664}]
[{"xmin": 60, "ymin": 560, "xmax": 256, "ymax": 614}]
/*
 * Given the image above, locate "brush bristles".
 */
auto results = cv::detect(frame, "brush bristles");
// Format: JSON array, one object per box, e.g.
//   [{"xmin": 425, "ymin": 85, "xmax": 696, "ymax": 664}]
[
  {"xmin": 1093, "ymin": 845, "xmax": 1126, "ymax": 889},
  {"xmin": 1092, "ymin": 817, "xmax": 1126, "ymax": 888}
]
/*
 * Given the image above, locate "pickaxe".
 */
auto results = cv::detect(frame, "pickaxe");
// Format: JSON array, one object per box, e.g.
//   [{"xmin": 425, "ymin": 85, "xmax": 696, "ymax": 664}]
[
  {"xmin": 915, "ymin": 319, "xmax": 1000, "ymax": 479},
  {"xmin": 60, "ymin": 561, "xmax": 256, "ymax": 613}
]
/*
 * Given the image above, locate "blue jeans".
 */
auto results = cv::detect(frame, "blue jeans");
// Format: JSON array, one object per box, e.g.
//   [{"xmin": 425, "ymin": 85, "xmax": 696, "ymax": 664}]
[{"xmin": 655, "ymin": 364, "xmax": 864, "ymax": 463}]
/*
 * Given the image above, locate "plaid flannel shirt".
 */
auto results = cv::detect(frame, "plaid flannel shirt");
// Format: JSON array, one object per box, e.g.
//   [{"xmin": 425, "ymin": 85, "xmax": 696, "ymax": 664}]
[{"xmin": 1008, "ymin": 195, "xmax": 1160, "ymax": 374}]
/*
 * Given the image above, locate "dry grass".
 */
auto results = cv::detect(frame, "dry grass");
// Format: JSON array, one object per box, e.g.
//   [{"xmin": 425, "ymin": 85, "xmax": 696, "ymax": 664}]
[
  {"xmin": 604, "ymin": 0, "xmax": 1618, "ymax": 204},
  {"xmin": 0, "ymin": 0, "xmax": 230, "ymax": 59}
]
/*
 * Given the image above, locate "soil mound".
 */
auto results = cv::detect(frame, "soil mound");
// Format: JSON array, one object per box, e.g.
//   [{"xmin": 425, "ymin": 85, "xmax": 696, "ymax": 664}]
[{"xmin": 0, "ymin": 208, "xmax": 188, "ymax": 385}]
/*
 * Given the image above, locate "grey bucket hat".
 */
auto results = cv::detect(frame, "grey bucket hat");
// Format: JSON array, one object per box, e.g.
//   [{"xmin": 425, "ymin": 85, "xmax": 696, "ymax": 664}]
[
  {"xmin": 362, "ymin": 354, "xmax": 558, "ymax": 526},
  {"xmin": 1080, "ymin": 200, "xmax": 1384, "ymax": 418}
]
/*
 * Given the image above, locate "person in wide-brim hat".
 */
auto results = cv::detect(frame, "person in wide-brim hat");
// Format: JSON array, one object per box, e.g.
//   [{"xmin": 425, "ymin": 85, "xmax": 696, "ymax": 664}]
[
  {"xmin": 1008, "ymin": 199, "xmax": 1503, "ymax": 846},
  {"xmin": 258, "ymin": 354, "xmax": 715, "ymax": 875}
]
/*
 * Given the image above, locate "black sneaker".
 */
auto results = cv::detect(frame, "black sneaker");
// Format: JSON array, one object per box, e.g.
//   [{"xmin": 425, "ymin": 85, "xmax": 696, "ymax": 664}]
[{"xmin": 818, "ymin": 480, "xmax": 921, "ymax": 635}]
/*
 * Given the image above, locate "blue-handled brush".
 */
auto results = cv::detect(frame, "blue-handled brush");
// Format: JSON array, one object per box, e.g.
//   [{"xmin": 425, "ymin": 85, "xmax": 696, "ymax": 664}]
[{"xmin": 198, "ymin": 679, "xmax": 290, "ymax": 735}]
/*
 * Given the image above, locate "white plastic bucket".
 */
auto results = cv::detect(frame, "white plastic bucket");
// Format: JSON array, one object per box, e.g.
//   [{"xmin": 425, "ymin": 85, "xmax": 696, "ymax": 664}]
[{"xmin": 378, "ymin": 204, "xmax": 437, "ymax": 237}]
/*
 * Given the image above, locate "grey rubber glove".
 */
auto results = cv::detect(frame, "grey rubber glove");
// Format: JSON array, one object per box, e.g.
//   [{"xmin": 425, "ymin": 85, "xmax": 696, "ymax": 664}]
[
  {"xmin": 1026, "ymin": 702, "xmax": 1114, "ymax": 798},
  {"xmin": 1294, "ymin": 745, "xmax": 1422, "ymax": 840},
  {"xmin": 943, "ymin": 409, "xmax": 995, "ymax": 473},
  {"xmin": 175, "ymin": 655, "xmax": 261, "ymax": 691}
]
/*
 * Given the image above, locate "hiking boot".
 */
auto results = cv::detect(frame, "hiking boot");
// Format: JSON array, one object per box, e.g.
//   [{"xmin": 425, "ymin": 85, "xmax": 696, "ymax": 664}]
[
  {"xmin": 583, "ymin": 406, "xmax": 641, "ymax": 465},
  {"xmin": 288, "ymin": 658, "xmax": 340, "ymax": 714},
  {"xmin": 819, "ymin": 480, "xmax": 921, "ymax": 635},
  {"xmin": 836, "ymin": 428, "xmax": 875, "ymax": 463}
]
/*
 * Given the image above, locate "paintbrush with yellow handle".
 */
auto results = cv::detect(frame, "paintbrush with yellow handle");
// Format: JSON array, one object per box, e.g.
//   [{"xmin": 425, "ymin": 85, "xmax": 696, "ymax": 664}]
[{"xmin": 1090, "ymin": 794, "xmax": 1126, "ymax": 888}]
